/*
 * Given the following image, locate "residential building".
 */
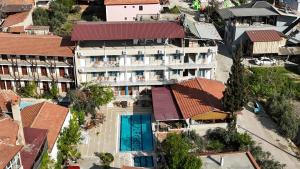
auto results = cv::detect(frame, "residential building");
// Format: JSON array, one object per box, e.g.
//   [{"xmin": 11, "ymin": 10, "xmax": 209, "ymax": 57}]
[
  {"xmin": 20, "ymin": 101, "xmax": 71, "ymax": 160},
  {"xmin": 0, "ymin": 33, "xmax": 75, "ymax": 94},
  {"xmin": 1, "ymin": 11, "xmax": 33, "ymax": 32},
  {"xmin": 72, "ymin": 21, "xmax": 218, "ymax": 97},
  {"xmin": 152, "ymin": 78, "xmax": 230, "ymax": 136},
  {"xmin": 217, "ymin": 1, "xmax": 298, "ymax": 47},
  {"xmin": 199, "ymin": 151, "xmax": 260, "ymax": 169},
  {"xmin": 281, "ymin": 0, "xmax": 300, "ymax": 12},
  {"xmin": 104, "ymin": 0, "xmax": 161, "ymax": 21}
]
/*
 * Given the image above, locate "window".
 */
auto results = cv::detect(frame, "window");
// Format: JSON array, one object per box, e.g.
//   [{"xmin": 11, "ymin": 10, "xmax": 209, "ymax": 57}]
[
  {"xmin": 2, "ymin": 55, "xmax": 8, "ymax": 60},
  {"xmin": 198, "ymin": 70, "xmax": 206, "ymax": 77},
  {"xmin": 90, "ymin": 56, "xmax": 96, "ymax": 62},
  {"xmin": 136, "ymin": 55, "xmax": 144, "ymax": 61},
  {"xmin": 58, "ymin": 57, "xmax": 64, "ymax": 62},
  {"xmin": 136, "ymin": 71, "xmax": 144, "ymax": 76},
  {"xmin": 124, "ymin": 5, "xmax": 127, "ymax": 8},
  {"xmin": 172, "ymin": 69, "xmax": 181, "ymax": 75},
  {"xmin": 20, "ymin": 55, "xmax": 26, "ymax": 60},
  {"xmin": 155, "ymin": 54, "xmax": 163, "ymax": 60},
  {"xmin": 124, "ymin": 17, "xmax": 127, "ymax": 20},
  {"xmin": 39, "ymin": 56, "xmax": 46, "ymax": 61},
  {"xmin": 92, "ymin": 72, "xmax": 97, "ymax": 77},
  {"xmin": 139, "ymin": 6, "xmax": 143, "ymax": 11},
  {"xmin": 173, "ymin": 54, "xmax": 180, "ymax": 60},
  {"xmin": 108, "ymin": 71, "xmax": 118, "ymax": 76}
]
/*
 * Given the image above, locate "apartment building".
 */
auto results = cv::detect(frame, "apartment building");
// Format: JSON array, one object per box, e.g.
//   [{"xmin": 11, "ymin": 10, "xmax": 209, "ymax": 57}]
[
  {"xmin": 105, "ymin": 0, "xmax": 161, "ymax": 21},
  {"xmin": 72, "ymin": 21, "xmax": 217, "ymax": 96},
  {"xmin": 0, "ymin": 33, "xmax": 75, "ymax": 94}
]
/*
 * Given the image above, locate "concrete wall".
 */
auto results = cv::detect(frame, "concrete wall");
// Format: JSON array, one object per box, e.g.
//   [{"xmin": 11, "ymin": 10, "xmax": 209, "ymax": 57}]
[{"xmin": 106, "ymin": 4, "xmax": 160, "ymax": 21}]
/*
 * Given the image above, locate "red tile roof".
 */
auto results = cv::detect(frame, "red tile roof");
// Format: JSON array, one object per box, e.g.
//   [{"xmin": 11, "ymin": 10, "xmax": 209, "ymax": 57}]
[
  {"xmin": 171, "ymin": 78, "xmax": 225, "ymax": 119},
  {"xmin": 21, "ymin": 102, "xmax": 69, "ymax": 151},
  {"xmin": 246, "ymin": 30, "xmax": 282, "ymax": 42},
  {"xmin": 152, "ymin": 87, "xmax": 182, "ymax": 121},
  {"xmin": 0, "ymin": 118, "xmax": 22, "ymax": 169},
  {"xmin": 0, "ymin": 90, "xmax": 20, "ymax": 113},
  {"xmin": 71, "ymin": 21, "xmax": 185, "ymax": 41},
  {"xmin": 2, "ymin": 11, "xmax": 30, "ymax": 27},
  {"xmin": 21, "ymin": 127, "xmax": 48, "ymax": 169},
  {"xmin": 104, "ymin": 0, "xmax": 159, "ymax": 5},
  {"xmin": 0, "ymin": 33, "xmax": 74, "ymax": 57},
  {"xmin": 8, "ymin": 26, "xmax": 25, "ymax": 33}
]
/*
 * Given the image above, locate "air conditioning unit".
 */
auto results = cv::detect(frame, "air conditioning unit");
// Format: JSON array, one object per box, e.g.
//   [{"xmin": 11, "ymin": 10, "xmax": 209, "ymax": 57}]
[{"xmin": 122, "ymin": 51, "xmax": 127, "ymax": 55}]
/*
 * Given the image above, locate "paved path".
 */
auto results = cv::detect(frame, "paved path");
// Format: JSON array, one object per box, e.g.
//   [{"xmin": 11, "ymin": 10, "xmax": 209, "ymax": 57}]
[
  {"xmin": 215, "ymin": 44, "xmax": 233, "ymax": 83},
  {"xmin": 238, "ymin": 109, "xmax": 300, "ymax": 169},
  {"xmin": 78, "ymin": 106, "xmax": 152, "ymax": 169}
]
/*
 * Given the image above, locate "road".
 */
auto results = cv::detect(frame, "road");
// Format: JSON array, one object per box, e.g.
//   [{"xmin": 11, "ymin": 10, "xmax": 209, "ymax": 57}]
[
  {"xmin": 215, "ymin": 44, "xmax": 233, "ymax": 83},
  {"xmin": 238, "ymin": 109, "xmax": 300, "ymax": 169}
]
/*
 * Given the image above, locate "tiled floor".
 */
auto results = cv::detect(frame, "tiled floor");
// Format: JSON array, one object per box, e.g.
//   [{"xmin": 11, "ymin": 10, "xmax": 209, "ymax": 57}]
[{"xmin": 78, "ymin": 105, "xmax": 153, "ymax": 168}]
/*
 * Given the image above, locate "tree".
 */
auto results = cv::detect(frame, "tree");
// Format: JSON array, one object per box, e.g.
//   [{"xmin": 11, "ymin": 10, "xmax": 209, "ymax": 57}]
[
  {"xmin": 50, "ymin": 81, "xmax": 59, "ymax": 99},
  {"xmin": 56, "ymin": 0, "xmax": 75, "ymax": 10},
  {"xmin": 32, "ymin": 8, "xmax": 49, "ymax": 26},
  {"xmin": 222, "ymin": 45, "xmax": 247, "ymax": 113},
  {"xmin": 96, "ymin": 152, "xmax": 114, "ymax": 169},
  {"xmin": 279, "ymin": 110, "xmax": 298, "ymax": 139},
  {"xmin": 19, "ymin": 82, "xmax": 37, "ymax": 97},
  {"xmin": 40, "ymin": 152, "xmax": 54, "ymax": 169},
  {"xmin": 161, "ymin": 133, "xmax": 202, "ymax": 169}
]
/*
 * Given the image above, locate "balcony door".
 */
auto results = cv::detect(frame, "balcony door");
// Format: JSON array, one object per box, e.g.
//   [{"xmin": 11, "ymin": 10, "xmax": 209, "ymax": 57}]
[
  {"xmin": 41, "ymin": 67, "xmax": 47, "ymax": 76},
  {"xmin": 59, "ymin": 68, "xmax": 65, "ymax": 77},
  {"xmin": 0, "ymin": 81, "xmax": 5, "ymax": 89},
  {"xmin": 3, "ymin": 66, "xmax": 9, "ymax": 74},
  {"xmin": 61, "ymin": 82, "xmax": 67, "ymax": 92},
  {"xmin": 21, "ymin": 67, "xmax": 28, "ymax": 75}
]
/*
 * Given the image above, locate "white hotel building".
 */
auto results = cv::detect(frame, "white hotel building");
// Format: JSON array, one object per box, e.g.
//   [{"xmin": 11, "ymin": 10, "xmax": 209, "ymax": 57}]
[{"xmin": 71, "ymin": 21, "xmax": 218, "ymax": 96}]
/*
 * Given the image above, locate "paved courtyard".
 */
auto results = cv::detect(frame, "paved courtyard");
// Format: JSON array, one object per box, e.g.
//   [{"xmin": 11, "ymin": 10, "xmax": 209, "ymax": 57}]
[
  {"xmin": 238, "ymin": 109, "xmax": 300, "ymax": 169},
  {"xmin": 77, "ymin": 105, "xmax": 153, "ymax": 169}
]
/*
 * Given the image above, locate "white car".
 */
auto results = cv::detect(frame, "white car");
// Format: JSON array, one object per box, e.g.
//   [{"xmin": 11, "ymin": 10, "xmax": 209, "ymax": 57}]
[{"xmin": 254, "ymin": 57, "xmax": 276, "ymax": 66}]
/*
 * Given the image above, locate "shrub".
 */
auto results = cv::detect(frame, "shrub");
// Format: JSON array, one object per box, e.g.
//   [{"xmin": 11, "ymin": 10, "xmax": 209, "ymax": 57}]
[
  {"xmin": 71, "ymin": 5, "xmax": 81, "ymax": 13},
  {"xmin": 97, "ymin": 152, "xmax": 114, "ymax": 169},
  {"xmin": 18, "ymin": 82, "xmax": 37, "ymax": 98},
  {"xmin": 32, "ymin": 8, "xmax": 49, "ymax": 26},
  {"xmin": 169, "ymin": 5, "xmax": 180, "ymax": 14},
  {"xmin": 182, "ymin": 130, "xmax": 204, "ymax": 152},
  {"xmin": 279, "ymin": 110, "xmax": 299, "ymax": 139},
  {"xmin": 50, "ymin": 81, "xmax": 59, "ymax": 99},
  {"xmin": 207, "ymin": 140, "xmax": 224, "ymax": 152}
]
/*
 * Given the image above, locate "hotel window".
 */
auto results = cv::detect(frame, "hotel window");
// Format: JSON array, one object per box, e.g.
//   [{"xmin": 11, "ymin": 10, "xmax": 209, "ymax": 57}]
[
  {"xmin": 20, "ymin": 55, "xmax": 26, "ymax": 60},
  {"xmin": 139, "ymin": 6, "xmax": 143, "ymax": 11},
  {"xmin": 173, "ymin": 54, "xmax": 180, "ymax": 60},
  {"xmin": 155, "ymin": 54, "xmax": 163, "ymax": 60},
  {"xmin": 92, "ymin": 72, "xmax": 97, "ymax": 77},
  {"xmin": 125, "ymin": 17, "xmax": 127, "ymax": 20},
  {"xmin": 108, "ymin": 71, "xmax": 118, "ymax": 77},
  {"xmin": 2, "ymin": 55, "xmax": 8, "ymax": 60},
  {"xmin": 198, "ymin": 69, "xmax": 206, "ymax": 77},
  {"xmin": 90, "ymin": 56, "xmax": 96, "ymax": 62},
  {"xmin": 39, "ymin": 56, "xmax": 46, "ymax": 61},
  {"xmin": 136, "ymin": 71, "xmax": 144, "ymax": 76},
  {"xmin": 172, "ymin": 69, "xmax": 181, "ymax": 75}
]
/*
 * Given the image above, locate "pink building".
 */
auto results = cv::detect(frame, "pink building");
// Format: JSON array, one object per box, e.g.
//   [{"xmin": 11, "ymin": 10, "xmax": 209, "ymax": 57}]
[{"xmin": 105, "ymin": 0, "xmax": 161, "ymax": 21}]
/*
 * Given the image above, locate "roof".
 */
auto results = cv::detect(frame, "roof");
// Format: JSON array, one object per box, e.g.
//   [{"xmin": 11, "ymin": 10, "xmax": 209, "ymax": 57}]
[
  {"xmin": 152, "ymin": 87, "xmax": 182, "ymax": 121},
  {"xmin": 3, "ymin": 0, "xmax": 33, "ymax": 5},
  {"xmin": 1, "ymin": 0, "xmax": 33, "ymax": 13},
  {"xmin": 246, "ymin": 30, "xmax": 282, "ymax": 42},
  {"xmin": 217, "ymin": 8, "xmax": 278, "ymax": 20},
  {"xmin": 0, "ymin": 33, "xmax": 74, "ymax": 57},
  {"xmin": 0, "ymin": 118, "xmax": 22, "ymax": 169},
  {"xmin": 20, "ymin": 127, "xmax": 48, "ymax": 169},
  {"xmin": 8, "ymin": 26, "xmax": 25, "ymax": 33},
  {"xmin": 71, "ymin": 21, "xmax": 185, "ymax": 41},
  {"xmin": 121, "ymin": 166, "xmax": 145, "ymax": 169},
  {"xmin": 171, "ymin": 78, "xmax": 225, "ymax": 119},
  {"xmin": 104, "ymin": 0, "xmax": 159, "ymax": 5},
  {"xmin": 199, "ymin": 151, "xmax": 260, "ymax": 169},
  {"xmin": 2, "ymin": 11, "xmax": 30, "ymax": 28},
  {"xmin": 0, "ymin": 90, "xmax": 20, "ymax": 113},
  {"xmin": 184, "ymin": 16, "xmax": 221, "ymax": 40},
  {"xmin": 25, "ymin": 25, "xmax": 50, "ymax": 30},
  {"xmin": 21, "ymin": 102, "xmax": 69, "ymax": 151}
]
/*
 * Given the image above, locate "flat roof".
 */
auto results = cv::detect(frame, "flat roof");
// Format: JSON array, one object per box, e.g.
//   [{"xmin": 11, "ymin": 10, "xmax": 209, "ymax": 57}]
[
  {"xmin": 152, "ymin": 87, "xmax": 182, "ymax": 121},
  {"xmin": 200, "ymin": 152, "xmax": 260, "ymax": 169},
  {"xmin": 71, "ymin": 21, "xmax": 185, "ymax": 41},
  {"xmin": 217, "ymin": 8, "xmax": 278, "ymax": 20}
]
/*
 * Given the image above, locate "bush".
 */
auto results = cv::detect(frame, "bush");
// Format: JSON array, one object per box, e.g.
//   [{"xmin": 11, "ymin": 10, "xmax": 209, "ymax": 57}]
[
  {"xmin": 207, "ymin": 140, "xmax": 224, "ymax": 152},
  {"xmin": 279, "ymin": 110, "xmax": 299, "ymax": 139},
  {"xmin": 97, "ymin": 152, "xmax": 114, "ymax": 169},
  {"xmin": 71, "ymin": 5, "xmax": 81, "ymax": 13},
  {"xmin": 50, "ymin": 81, "xmax": 59, "ymax": 99},
  {"xmin": 71, "ymin": 107, "xmax": 85, "ymax": 125},
  {"xmin": 32, "ymin": 8, "xmax": 49, "ymax": 26},
  {"xmin": 18, "ymin": 82, "xmax": 37, "ymax": 98},
  {"xmin": 169, "ymin": 5, "xmax": 180, "ymax": 14},
  {"xmin": 182, "ymin": 130, "xmax": 204, "ymax": 152}
]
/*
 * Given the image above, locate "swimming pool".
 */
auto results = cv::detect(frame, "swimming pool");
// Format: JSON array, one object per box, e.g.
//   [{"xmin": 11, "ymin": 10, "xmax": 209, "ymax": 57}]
[
  {"xmin": 120, "ymin": 114, "xmax": 153, "ymax": 152},
  {"xmin": 134, "ymin": 156, "xmax": 154, "ymax": 167},
  {"xmin": 20, "ymin": 101, "xmax": 35, "ymax": 110}
]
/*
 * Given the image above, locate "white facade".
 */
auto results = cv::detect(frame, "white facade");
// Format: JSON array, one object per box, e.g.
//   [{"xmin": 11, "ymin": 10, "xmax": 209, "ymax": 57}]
[
  {"xmin": 106, "ymin": 4, "xmax": 160, "ymax": 21},
  {"xmin": 75, "ymin": 39, "xmax": 217, "ymax": 96},
  {"xmin": 50, "ymin": 111, "xmax": 71, "ymax": 160}
]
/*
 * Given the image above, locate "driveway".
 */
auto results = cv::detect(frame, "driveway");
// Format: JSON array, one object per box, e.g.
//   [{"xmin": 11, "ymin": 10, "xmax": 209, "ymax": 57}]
[
  {"xmin": 215, "ymin": 44, "xmax": 233, "ymax": 83},
  {"xmin": 237, "ymin": 109, "xmax": 300, "ymax": 169}
]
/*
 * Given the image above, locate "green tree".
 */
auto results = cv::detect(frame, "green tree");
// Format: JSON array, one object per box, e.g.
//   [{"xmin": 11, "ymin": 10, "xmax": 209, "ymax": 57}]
[
  {"xmin": 48, "ymin": 1, "xmax": 68, "ymax": 33},
  {"xmin": 279, "ymin": 110, "xmax": 298, "ymax": 139},
  {"xmin": 40, "ymin": 152, "xmax": 54, "ymax": 169},
  {"xmin": 56, "ymin": 0, "xmax": 75, "ymax": 10},
  {"xmin": 56, "ymin": 114, "xmax": 81, "ymax": 166},
  {"xmin": 161, "ymin": 133, "xmax": 202, "ymax": 169},
  {"xmin": 19, "ymin": 82, "xmax": 37, "ymax": 97},
  {"xmin": 222, "ymin": 45, "xmax": 247, "ymax": 113},
  {"xmin": 96, "ymin": 152, "xmax": 114, "ymax": 169},
  {"xmin": 50, "ymin": 81, "xmax": 59, "ymax": 99},
  {"xmin": 32, "ymin": 8, "xmax": 49, "ymax": 26}
]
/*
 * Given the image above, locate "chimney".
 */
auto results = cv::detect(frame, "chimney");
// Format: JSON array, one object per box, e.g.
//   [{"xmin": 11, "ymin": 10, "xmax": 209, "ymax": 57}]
[
  {"xmin": 11, "ymin": 99, "xmax": 25, "ymax": 145},
  {"xmin": 220, "ymin": 156, "xmax": 224, "ymax": 166}
]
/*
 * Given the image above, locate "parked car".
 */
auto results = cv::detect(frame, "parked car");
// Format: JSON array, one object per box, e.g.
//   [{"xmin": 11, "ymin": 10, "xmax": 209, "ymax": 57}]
[{"xmin": 254, "ymin": 57, "xmax": 276, "ymax": 66}]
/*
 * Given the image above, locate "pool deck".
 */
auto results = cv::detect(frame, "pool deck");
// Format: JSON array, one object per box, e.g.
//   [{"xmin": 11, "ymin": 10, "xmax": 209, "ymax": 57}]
[{"xmin": 77, "ymin": 105, "xmax": 153, "ymax": 168}]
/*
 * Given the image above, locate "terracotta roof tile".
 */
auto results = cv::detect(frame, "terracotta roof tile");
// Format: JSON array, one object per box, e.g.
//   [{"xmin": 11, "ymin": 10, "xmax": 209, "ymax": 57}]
[
  {"xmin": 21, "ymin": 102, "xmax": 69, "ymax": 151},
  {"xmin": 104, "ymin": 0, "xmax": 159, "ymax": 5},
  {"xmin": 2, "ymin": 11, "xmax": 30, "ymax": 28},
  {"xmin": 246, "ymin": 30, "xmax": 282, "ymax": 42},
  {"xmin": 4, "ymin": 0, "xmax": 33, "ymax": 5},
  {"xmin": 0, "ymin": 33, "xmax": 74, "ymax": 57},
  {"xmin": 8, "ymin": 26, "xmax": 25, "ymax": 33},
  {"xmin": 0, "ymin": 118, "xmax": 22, "ymax": 168},
  {"xmin": 21, "ymin": 127, "xmax": 48, "ymax": 169},
  {"xmin": 0, "ymin": 90, "xmax": 20, "ymax": 113},
  {"xmin": 72, "ymin": 21, "xmax": 185, "ymax": 41},
  {"xmin": 171, "ymin": 78, "xmax": 225, "ymax": 119}
]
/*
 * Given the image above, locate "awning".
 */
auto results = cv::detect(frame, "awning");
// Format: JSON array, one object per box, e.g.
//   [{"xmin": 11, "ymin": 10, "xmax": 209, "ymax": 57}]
[{"xmin": 152, "ymin": 87, "xmax": 182, "ymax": 121}]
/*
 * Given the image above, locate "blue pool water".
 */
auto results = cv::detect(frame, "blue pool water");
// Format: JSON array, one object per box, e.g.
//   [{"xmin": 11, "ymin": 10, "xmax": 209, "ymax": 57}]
[
  {"xmin": 20, "ymin": 101, "xmax": 35, "ymax": 110},
  {"xmin": 134, "ymin": 156, "xmax": 154, "ymax": 167},
  {"xmin": 120, "ymin": 114, "xmax": 153, "ymax": 151}
]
